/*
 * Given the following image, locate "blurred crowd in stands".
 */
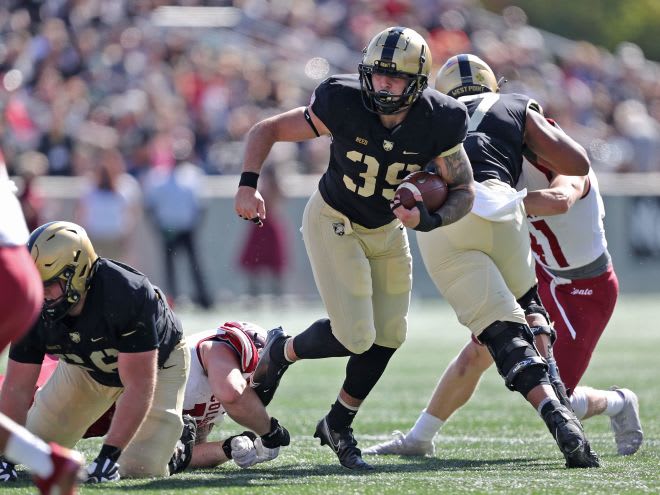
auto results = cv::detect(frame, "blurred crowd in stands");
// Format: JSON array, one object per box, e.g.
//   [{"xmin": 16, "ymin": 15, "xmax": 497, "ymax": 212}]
[
  {"xmin": 2, "ymin": 0, "xmax": 659, "ymax": 185},
  {"xmin": 2, "ymin": 0, "xmax": 659, "ymax": 305}
]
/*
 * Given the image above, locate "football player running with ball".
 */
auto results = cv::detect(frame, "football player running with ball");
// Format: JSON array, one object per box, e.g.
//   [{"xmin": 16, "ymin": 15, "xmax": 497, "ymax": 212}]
[
  {"xmin": 0, "ymin": 221, "xmax": 190, "ymax": 482},
  {"xmin": 383, "ymin": 55, "xmax": 601, "ymax": 468},
  {"xmin": 235, "ymin": 27, "xmax": 475, "ymax": 470}
]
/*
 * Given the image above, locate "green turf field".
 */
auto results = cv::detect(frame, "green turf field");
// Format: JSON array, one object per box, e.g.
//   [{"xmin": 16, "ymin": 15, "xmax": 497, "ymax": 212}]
[{"xmin": 2, "ymin": 295, "xmax": 658, "ymax": 494}]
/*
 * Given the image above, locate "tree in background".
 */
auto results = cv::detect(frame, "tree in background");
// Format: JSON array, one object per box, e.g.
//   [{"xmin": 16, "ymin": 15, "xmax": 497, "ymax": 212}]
[{"xmin": 481, "ymin": 0, "xmax": 660, "ymax": 62}]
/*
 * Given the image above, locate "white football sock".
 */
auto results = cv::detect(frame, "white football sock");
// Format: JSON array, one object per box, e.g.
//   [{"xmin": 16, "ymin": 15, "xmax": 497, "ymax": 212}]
[
  {"xmin": 0, "ymin": 414, "xmax": 53, "ymax": 478},
  {"xmin": 603, "ymin": 390, "xmax": 625, "ymax": 417},
  {"xmin": 283, "ymin": 338, "xmax": 296, "ymax": 363},
  {"xmin": 570, "ymin": 388, "xmax": 589, "ymax": 419},
  {"xmin": 408, "ymin": 409, "xmax": 444, "ymax": 442},
  {"xmin": 336, "ymin": 395, "xmax": 360, "ymax": 412},
  {"xmin": 536, "ymin": 397, "xmax": 554, "ymax": 416}
]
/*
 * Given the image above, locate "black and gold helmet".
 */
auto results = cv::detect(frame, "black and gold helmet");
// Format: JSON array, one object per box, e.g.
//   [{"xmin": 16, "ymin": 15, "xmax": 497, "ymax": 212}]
[
  {"xmin": 435, "ymin": 54, "xmax": 499, "ymax": 98},
  {"xmin": 27, "ymin": 221, "xmax": 98, "ymax": 321},
  {"xmin": 358, "ymin": 26, "xmax": 432, "ymax": 114}
]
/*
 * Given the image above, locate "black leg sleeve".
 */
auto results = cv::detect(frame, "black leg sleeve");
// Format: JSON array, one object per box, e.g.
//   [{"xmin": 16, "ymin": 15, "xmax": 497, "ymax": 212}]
[
  {"xmin": 292, "ymin": 318, "xmax": 353, "ymax": 359},
  {"xmin": 342, "ymin": 344, "xmax": 397, "ymax": 400}
]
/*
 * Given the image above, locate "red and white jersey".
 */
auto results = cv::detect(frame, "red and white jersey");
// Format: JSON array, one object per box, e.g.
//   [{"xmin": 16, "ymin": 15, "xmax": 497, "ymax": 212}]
[
  {"xmin": 517, "ymin": 161, "xmax": 607, "ymax": 270},
  {"xmin": 183, "ymin": 321, "xmax": 266, "ymax": 429}
]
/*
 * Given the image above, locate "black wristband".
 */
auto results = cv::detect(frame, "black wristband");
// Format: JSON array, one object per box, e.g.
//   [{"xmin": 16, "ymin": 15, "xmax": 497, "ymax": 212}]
[
  {"xmin": 260, "ymin": 417, "xmax": 290, "ymax": 448},
  {"xmin": 415, "ymin": 216, "xmax": 443, "ymax": 231},
  {"xmin": 99, "ymin": 444, "xmax": 122, "ymax": 463},
  {"xmin": 221, "ymin": 438, "xmax": 233, "ymax": 459},
  {"xmin": 414, "ymin": 200, "xmax": 444, "ymax": 232},
  {"xmin": 239, "ymin": 171, "xmax": 259, "ymax": 189}
]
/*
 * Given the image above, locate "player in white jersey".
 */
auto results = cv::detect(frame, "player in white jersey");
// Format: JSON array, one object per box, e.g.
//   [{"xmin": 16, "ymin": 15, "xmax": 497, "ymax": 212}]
[
  {"xmin": 181, "ymin": 321, "xmax": 290, "ymax": 469},
  {"xmin": 365, "ymin": 133, "xmax": 642, "ymax": 458},
  {"xmin": 517, "ymin": 156, "xmax": 642, "ymax": 456}
]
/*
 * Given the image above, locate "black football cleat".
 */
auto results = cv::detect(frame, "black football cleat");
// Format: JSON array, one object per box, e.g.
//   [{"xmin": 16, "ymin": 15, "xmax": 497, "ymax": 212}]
[
  {"xmin": 168, "ymin": 414, "xmax": 197, "ymax": 475},
  {"xmin": 542, "ymin": 403, "xmax": 600, "ymax": 468},
  {"xmin": 314, "ymin": 416, "xmax": 374, "ymax": 471},
  {"xmin": 251, "ymin": 326, "xmax": 290, "ymax": 406}
]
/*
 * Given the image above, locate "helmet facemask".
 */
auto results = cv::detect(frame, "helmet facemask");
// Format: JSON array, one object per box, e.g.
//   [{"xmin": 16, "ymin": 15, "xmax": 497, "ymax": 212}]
[
  {"xmin": 358, "ymin": 27, "xmax": 431, "ymax": 115},
  {"xmin": 42, "ymin": 266, "xmax": 82, "ymax": 322}
]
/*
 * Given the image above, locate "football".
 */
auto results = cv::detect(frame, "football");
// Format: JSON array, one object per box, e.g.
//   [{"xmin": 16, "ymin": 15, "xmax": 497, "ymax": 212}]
[{"xmin": 395, "ymin": 171, "xmax": 448, "ymax": 212}]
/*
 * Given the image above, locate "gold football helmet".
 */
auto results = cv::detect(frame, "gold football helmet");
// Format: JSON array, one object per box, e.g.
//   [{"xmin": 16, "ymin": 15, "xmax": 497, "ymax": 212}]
[
  {"xmin": 358, "ymin": 26, "xmax": 432, "ymax": 114},
  {"xmin": 27, "ymin": 221, "xmax": 98, "ymax": 321},
  {"xmin": 435, "ymin": 54, "xmax": 499, "ymax": 98}
]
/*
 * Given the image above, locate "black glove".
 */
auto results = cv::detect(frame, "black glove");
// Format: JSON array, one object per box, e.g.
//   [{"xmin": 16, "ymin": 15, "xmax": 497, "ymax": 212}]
[
  {"xmin": 85, "ymin": 444, "xmax": 121, "ymax": 483},
  {"xmin": 412, "ymin": 200, "xmax": 443, "ymax": 232},
  {"xmin": 0, "ymin": 456, "xmax": 17, "ymax": 482},
  {"xmin": 260, "ymin": 417, "xmax": 290, "ymax": 448},
  {"xmin": 168, "ymin": 414, "xmax": 198, "ymax": 475}
]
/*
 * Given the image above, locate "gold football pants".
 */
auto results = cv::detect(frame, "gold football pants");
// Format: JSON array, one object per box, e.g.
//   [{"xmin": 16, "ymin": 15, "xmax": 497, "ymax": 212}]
[
  {"xmin": 416, "ymin": 180, "xmax": 536, "ymax": 337},
  {"xmin": 26, "ymin": 339, "xmax": 190, "ymax": 477},
  {"xmin": 301, "ymin": 190, "xmax": 412, "ymax": 353}
]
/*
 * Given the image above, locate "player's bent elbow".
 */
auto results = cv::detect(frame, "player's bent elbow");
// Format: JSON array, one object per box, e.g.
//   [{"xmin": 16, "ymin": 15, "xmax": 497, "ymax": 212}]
[
  {"xmin": 561, "ymin": 149, "xmax": 590, "ymax": 176},
  {"xmin": 247, "ymin": 119, "xmax": 277, "ymax": 145}
]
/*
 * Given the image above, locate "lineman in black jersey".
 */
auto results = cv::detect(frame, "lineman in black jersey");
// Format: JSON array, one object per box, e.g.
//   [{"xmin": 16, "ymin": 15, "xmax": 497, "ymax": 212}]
[
  {"xmin": 2, "ymin": 222, "xmax": 190, "ymax": 481},
  {"xmin": 0, "ymin": 162, "xmax": 83, "ymax": 494},
  {"xmin": 385, "ymin": 54, "xmax": 599, "ymax": 468},
  {"xmin": 235, "ymin": 27, "xmax": 474, "ymax": 470}
]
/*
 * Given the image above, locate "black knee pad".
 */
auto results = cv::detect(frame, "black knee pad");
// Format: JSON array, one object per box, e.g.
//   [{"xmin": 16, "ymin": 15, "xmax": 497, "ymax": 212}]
[
  {"xmin": 293, "ymin": 318, "xmax": 353, "ymax": 359},
  {"xmin": 517, "ymin": 285, "xmax": 550, "ymax": 322},
  {"xmin": 342, "ymin": 344, "xmax": 397, "ymax": 400},
  {"xmin": 478, "ymin": 321, "xmax": 549, "ymax": 396}
]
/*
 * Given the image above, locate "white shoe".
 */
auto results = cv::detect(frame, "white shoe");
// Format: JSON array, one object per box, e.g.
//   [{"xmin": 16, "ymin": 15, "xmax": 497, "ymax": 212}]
[
  {"xmin": 362, "ymin": 431, "xmax": 434, "ymax": 456},
  {"xmin": 609, "ymin": 387, "xmax": 643, "ymax": 455}
]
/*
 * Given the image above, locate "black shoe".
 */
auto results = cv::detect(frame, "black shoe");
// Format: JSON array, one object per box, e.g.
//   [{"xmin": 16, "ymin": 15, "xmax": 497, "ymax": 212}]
[
  {"xmin": 168, "ymin": 414, "xmax": 197, "ymax": 475},
  {"xmin": 313, "ymin": 416, "xmax": 374, "ymax": 471},
  {"xmin": 542, "ymin": 404, "xmax": 600, "ymax": 468},
  {"xmin": 251, "ymin": 326, "xmax": 290, "ymax": 406}
]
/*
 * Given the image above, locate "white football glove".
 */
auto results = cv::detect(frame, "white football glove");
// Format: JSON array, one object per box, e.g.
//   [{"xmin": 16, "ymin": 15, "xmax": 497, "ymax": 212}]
[
  {"xmin": 230, "ymin": 436, "xmax": 258, "ymax": 469},
  {"xmin": 254, "ymin": 436, "xmax": 280, "ymax": 464},
  {"xmin": 85, "ymin": 456, "xmax": 120, "ymax": 483}
]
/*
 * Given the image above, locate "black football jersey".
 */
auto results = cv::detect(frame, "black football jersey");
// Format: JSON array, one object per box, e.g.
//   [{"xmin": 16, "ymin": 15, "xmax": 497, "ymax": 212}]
[
  {"xmin": 458, "ymin": 92, "xmax": 538, "ymax": 186},
  {"xmin": 10, "ymin": 259, "xmax": 183, "ymax": 387},
  {"xmin": 311, "ymin": 74, "xmax": 468, "ymax": 229}
]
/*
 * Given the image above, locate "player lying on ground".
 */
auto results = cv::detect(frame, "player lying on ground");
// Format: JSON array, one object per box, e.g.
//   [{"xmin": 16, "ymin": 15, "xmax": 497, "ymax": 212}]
[{"xmin": 2, "ymin": 321, "xmax": 291, "ymax": 473}]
